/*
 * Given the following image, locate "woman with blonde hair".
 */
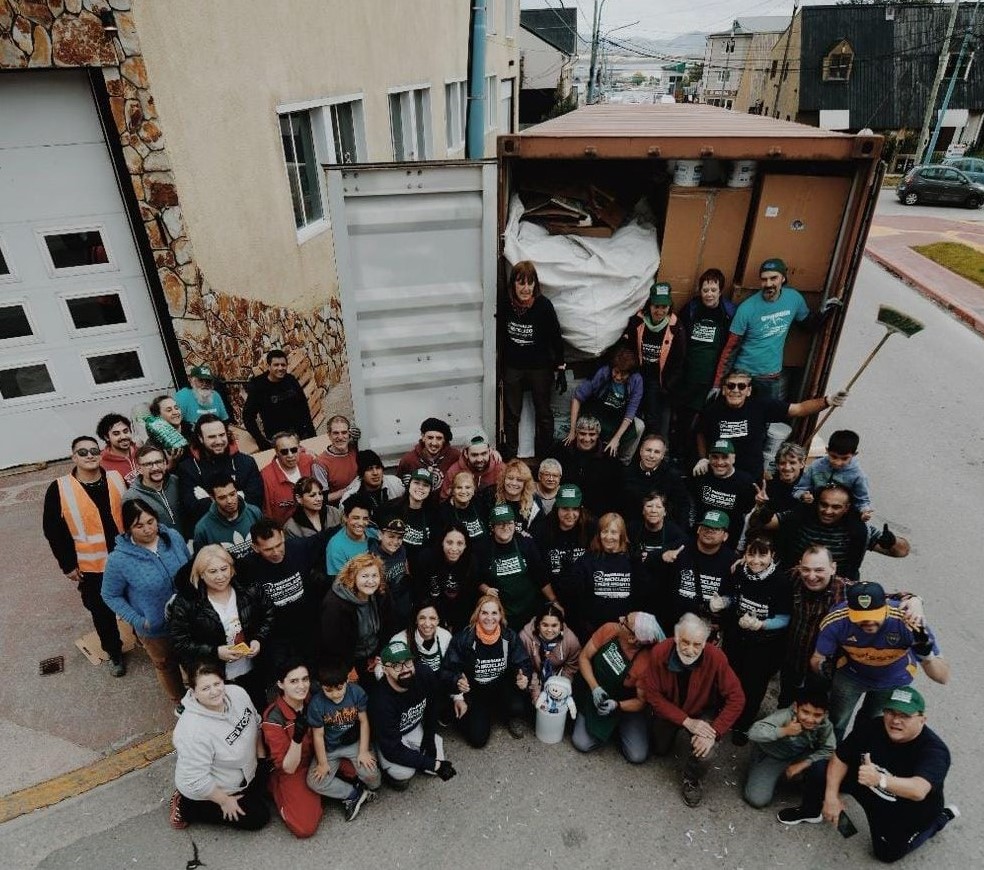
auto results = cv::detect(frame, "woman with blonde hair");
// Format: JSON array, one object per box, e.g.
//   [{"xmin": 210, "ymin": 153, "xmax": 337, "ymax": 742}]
[
  {"xmin": 441, "ymin": 594, "xmax": 534, "ymax": 746},
  {"xmin": 493, "ymin": 458, "xmax": 542, "ymax": 536},
  {"xmin": 570, "ymin": 512, "xmax": 640, "ymax": 639},
  {"xmin": 168, "ymin": 544, "xmax": 273, "ymax": 711},
  {"xmin": 319, "ymin": 552, "xmax": 393, "ymax": 688}
]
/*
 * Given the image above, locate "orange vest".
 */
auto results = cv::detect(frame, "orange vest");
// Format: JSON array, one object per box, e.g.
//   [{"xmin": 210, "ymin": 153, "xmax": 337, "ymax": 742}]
[
  {"xmin": 634, "ymin": 312, "xmax": 678, "ymax": 386},
  {"xmin": 57, "ymin": 471, "xmax": 125, "ymax": 572}
]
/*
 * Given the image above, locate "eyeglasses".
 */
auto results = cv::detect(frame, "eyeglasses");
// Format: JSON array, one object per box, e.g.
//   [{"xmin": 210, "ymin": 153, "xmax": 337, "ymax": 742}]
[
  {"xmin": 74, "ymin": 448, "xmax": 100, "ymax": 457},
  {"xmin": 385, "ymin": 660, "xmax": 414, "ymax": 671},
  {"xmin": 140, "ymin": 459, "xmax": 166, "ymax": 467},
  {"xmin": 277, "ymin": 446, "xmax": 299, "ymax": 455},
  {"xmin": 724, "ymin": 382, "xmax": 749, "ymax": 391}
]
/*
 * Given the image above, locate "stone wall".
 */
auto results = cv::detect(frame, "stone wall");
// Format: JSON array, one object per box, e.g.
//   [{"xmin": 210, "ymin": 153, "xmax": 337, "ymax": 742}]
[{"xmin": 0, "ymin": 0, "xmax": 350, "ymax": 428}]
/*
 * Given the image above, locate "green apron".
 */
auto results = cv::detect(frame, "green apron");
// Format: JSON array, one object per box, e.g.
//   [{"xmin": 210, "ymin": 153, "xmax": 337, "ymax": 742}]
[
  {"xmin": 491, "ymin": 540, "xmax": 540, "ymax": 629},
  {"xmin": 573, "ymin": 635, "xmax": 638, "ymax": 741},
  {"xmin": 585, "ymin": 380, "xmax": 628, "ymax": 442}
]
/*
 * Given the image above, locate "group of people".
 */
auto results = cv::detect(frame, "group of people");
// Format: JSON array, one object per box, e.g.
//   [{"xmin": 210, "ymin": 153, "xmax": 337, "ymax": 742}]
[{"xmin": 40, "ymin": 262, "xmax": 957, "ymax": 862}]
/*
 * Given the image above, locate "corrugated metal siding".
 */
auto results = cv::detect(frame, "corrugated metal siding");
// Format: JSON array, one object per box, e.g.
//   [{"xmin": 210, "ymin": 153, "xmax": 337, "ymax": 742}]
[
  {"xmin": 325, "ymin": 162, "xmax": 497, "ymax": 463},
  {"xmin": 801, "ymin": 4, "xmax": 984, "ymax": 129}
]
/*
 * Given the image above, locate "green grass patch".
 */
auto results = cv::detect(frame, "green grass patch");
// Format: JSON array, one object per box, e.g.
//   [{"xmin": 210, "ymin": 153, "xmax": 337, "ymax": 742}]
[{"xmin": 912, "ymin": 241, "xmax": 984, "ymax": 288}]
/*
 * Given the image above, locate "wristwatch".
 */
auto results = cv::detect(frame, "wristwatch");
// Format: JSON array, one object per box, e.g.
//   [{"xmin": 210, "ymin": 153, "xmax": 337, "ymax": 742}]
[{"xmin": 878, "ymin": 773, "xmax": 888, "ymax": 791}]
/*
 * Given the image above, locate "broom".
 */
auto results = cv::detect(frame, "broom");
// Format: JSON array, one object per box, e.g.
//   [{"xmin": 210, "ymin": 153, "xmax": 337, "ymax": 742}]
[{"xmin": 807, "ymin": 304, "xmax": 924, "ymax": 442}]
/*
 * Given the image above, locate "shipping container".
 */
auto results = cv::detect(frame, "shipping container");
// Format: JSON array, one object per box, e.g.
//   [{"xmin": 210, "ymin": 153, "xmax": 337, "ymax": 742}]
[{"xmin": 325, "ymin": 104, "xmax": 884, "ymax": 460}]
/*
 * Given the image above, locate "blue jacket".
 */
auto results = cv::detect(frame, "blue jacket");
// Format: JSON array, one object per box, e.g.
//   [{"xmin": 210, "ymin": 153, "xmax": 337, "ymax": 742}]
[{"xmin": 102, "ymin": 525, "xmax": 190, "ymax": 638}]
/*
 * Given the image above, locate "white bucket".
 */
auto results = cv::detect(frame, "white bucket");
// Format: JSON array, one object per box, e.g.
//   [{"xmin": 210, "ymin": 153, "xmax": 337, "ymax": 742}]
[
  {"xmin": 727, "ymin": 160, "xmax": 757, "ymax": 188},
  {"xmin": 673, "ymin": 159, "xmax": 703, "ymax": 187},
  {"xmin": 535, "ymin": 706, "xmax": 567, "ymax": 744}
]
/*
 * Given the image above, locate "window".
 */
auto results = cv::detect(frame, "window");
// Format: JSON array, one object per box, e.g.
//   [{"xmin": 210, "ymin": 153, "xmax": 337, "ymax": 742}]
[
  {"xmin": 445, "ymin": 80, "xmax": 467, "ymax": 152},
  {"xmin": 717, "ymin": 69, "xmax": 731, "ymax": 83},
  {"xmin": 64, "ymin": 292, "xmax": 128, "ymax": 331},
  {"xmin": 84, "ymin": 349, "xmax": 145, "ymax": 386},
  {"xmin": 389, "ymin": 86, "xmax": 432, "ymax": 161},
  {"xmin": 0, "ymin": 237, "xmax": 11, "ymax": 280},
  {"xmin": 486, "ymin": 75, "xmax": 497, "ymax": 130},
  {"xmin": 944, "ymin": 51, "xmax": 974, "ymax": 81},
  {"xmin": 770, "ymin": 60, "xmax": 778, "ymax": 80},
  {"xmin": 823, "ymin": 40, "xmax": 854, "ymax": 82},
  {"xmin": 37, "ymin": 226, "xmax": 114, "ymax": 276},
  {"xmin": 499, "ymin": 78, "xmax": 514, "ymax": 134},
  {"xmin": 279, "ymin": 111, "xmax": 324, "ymax": 229},
  {"xmin": 277, "ymin": 96, "xmax": 367, "ymax": 238},
  {"xmin": 0, "ymin": 304, "xmax": 33, "ymax": 341},
  {"xmin": 0, "ymin": 362, "xmax": 55, "ymax": 400}
]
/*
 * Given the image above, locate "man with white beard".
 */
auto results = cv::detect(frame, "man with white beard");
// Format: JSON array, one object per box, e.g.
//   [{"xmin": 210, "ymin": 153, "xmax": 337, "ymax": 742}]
[
  {"xmin": 637, "ymin": 613, "xmax": 745, "ymax": 807},
  {"xmin": 174, "ymin": 364, "xmax": 229, "ymax": 426}
]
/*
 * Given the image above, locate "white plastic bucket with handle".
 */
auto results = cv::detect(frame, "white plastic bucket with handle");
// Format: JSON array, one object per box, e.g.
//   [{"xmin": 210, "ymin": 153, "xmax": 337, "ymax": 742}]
[
  {"xmin": 535, "ymin": 705, "xmax": 567, "ymax": 744},
  {"xmin": 727, "ymin": 160, "xmax": 757, "ymax": 188},
  {"xmin": 673, "ymin": 160, "xmax": 703, "ymax": 187}
]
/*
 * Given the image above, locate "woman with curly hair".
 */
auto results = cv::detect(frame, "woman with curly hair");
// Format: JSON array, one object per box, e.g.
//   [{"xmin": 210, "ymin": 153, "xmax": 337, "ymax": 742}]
[
  {"xmin": 492, "ymin": 458, "xmax": 542, "ymax": 536},
  {"xmin": 319, "ymin": 552, "xmax": 393, "ymax": 688}
]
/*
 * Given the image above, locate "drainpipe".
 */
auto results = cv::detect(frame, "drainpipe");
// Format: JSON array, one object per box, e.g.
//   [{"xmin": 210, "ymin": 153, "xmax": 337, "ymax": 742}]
[{"xmin": 466, "ymin": 0, "xmax": 487, "ymax": 158}]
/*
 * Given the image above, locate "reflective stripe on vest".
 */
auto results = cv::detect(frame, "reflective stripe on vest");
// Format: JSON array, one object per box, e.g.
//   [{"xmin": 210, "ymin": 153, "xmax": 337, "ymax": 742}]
[{"xmin": 57, "ymin": 471, "xmax": 125, "ymax": 572}]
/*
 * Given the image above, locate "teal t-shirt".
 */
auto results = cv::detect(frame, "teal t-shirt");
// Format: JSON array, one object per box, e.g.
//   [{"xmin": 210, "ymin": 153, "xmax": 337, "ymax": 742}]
[{"xmin": 730, "ymin": 287, "xmax": 809, "ymax": 376}]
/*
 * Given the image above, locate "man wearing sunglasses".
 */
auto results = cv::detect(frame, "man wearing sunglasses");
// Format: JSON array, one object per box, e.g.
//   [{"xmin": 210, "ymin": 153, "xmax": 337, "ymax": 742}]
[
  {"xmin": 261, "ymin": 431, "xmax": 316, "ymax": 524},
  {"xmin": 696, "ymin": 372, "xmax": 846, "ymax": 480},
  {"xmin": 43, "ymin": 435, "xmax": 127, "ymax": 676},
  {"xmin": 242, "ymin": 349, "xmax": 316, "ymax": 451}
]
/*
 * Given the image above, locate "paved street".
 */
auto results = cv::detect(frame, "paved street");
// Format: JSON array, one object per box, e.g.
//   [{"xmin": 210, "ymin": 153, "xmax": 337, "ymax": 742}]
[{"xmin": 1, "ymin": 251, "xmax": 980, "ymax": 868}]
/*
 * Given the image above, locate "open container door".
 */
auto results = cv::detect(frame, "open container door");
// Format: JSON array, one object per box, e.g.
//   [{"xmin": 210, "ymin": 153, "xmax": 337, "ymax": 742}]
[{"xmin": 326, "ymin": 161, "xmax": 498, "ymax": 464}]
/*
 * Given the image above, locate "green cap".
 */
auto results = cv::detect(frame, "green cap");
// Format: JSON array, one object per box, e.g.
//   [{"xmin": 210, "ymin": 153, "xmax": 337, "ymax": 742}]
[
  {"xmin": 882, "ymin": 686, "xmax": 925, "ymax": 716},
  {"xmin": 381, "ymin": 640, "xmax": 413, "ymax": 665},
  {"xmin": 708, "ymin": 438, "xmax": 735, "ymax": 455},
  {"xmin": 760, "ymin": 257, "xmax": 787, "ymax": 277},
  {"xmin": 554, "ymin": 484, "xmax": 583, "ymax": 508},
  {"xmin": 190, "ymin": 364, "xmax": 214, "ymax": 380},
  {"xmin": 649, "ymin": 282, "xmax": 672, "ymax": 306},
  {"xmin": 409, "ymin": 468, "xmax": 434, "ymax": 485},
  {"xmin": 699, "ymin": 509, "xmax": 730, "ymax": 529},
  {"xmin": 489, "ymin": 503, "xmax": 516, "ymax": 525}
]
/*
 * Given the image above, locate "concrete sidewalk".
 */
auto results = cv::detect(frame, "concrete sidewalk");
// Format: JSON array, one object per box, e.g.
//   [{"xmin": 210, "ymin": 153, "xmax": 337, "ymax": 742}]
[{"xmin": 866, "ymin": 211, "xmax": 984, "ymax": 336}]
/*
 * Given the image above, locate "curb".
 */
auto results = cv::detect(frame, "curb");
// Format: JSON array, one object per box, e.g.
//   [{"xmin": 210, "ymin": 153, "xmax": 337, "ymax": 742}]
[
  {"xmin": 0, "ymin": 731, "xmax": 173, "ymax": 825},
  {"xmin": 863, "ymin": 248, "xmax": 984, "ymax": 337}
]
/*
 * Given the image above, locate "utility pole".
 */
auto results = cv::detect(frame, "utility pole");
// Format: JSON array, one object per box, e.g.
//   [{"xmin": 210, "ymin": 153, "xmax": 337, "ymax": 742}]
[
  {"xmin": 772, "ymin": 1, "xmax": 799, "ymax": 118},
  {"xmin": 916, "ymin": 0, "xmax": 962, "ymax": 164},
  {"xmin": 587, "ymin": 0, "xmax": 607, "ymax": 104},
  {"xmin": 926, "ymin": 0, "xmax": 981, "ymax": 160},
  {"xmin": 722, "ymin": 22, "xmax": 737, "ymax": 108}
]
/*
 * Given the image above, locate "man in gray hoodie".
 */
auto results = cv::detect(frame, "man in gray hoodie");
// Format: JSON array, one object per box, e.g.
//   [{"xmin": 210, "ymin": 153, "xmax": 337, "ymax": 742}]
[
  {"xmin": 192, "ymin": 475, "xmax": 262, "ymax": 560},
  {"xmin": 123, "ymin": 444, "xmax": 184, "ymax": 532}
]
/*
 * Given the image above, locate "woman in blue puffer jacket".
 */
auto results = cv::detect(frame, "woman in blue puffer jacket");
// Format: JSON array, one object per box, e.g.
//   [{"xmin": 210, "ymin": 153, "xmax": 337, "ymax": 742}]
[{"xmin": 102, "ymin": 498, "xmax": 190, "ymax": 703}]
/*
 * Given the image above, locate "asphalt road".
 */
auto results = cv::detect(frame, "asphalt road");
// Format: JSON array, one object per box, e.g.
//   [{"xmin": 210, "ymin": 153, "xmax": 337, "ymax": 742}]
[{"xmin": 1, "ymin": 258, "xmax": 980, "ymax": 868}]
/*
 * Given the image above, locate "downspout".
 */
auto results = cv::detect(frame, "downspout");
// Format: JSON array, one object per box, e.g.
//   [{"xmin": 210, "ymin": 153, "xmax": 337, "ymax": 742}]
[{"xmin": 466, "ymin": 0, "xmax": 487, "ymax": 158}]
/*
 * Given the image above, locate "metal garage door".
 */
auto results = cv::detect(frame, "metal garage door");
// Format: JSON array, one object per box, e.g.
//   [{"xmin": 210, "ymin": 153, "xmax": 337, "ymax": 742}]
[
  {"xmin": 326, "ymin": 161, "xmax": 497, "ymax": 463},
  {"xmin": 0, "ymin": 71, "xmax": 173, "ymax": 466}
]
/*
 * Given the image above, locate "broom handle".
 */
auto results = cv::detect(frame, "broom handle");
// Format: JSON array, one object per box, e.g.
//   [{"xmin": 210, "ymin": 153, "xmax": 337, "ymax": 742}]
[{"xmin": 806, "ymin": 331, "xmax": 893, "ymax": 442}]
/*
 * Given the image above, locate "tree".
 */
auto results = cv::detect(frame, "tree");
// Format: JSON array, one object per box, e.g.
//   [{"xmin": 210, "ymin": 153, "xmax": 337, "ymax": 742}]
[{"xmin": 631, "ymin": 72, "xmax": 645, "ymax": 86}]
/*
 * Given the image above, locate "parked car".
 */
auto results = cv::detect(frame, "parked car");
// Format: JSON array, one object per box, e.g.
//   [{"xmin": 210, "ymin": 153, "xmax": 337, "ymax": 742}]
[
  {"xmin": 943, "ymin": 155, "xmax": 984, "ymax": 184},
  {"xmin": 897, "ymin": 164, "xmax": 984, "ymax": 208}
]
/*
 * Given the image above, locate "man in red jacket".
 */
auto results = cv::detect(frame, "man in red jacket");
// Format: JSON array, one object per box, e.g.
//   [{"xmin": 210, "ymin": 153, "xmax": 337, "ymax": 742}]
[{"xmin": 638, "ymin": 612, "xmax": 745, "ymax": 807}]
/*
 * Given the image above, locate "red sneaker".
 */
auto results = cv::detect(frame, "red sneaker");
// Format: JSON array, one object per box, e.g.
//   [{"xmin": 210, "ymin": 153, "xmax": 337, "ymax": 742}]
[{"xmin": 168, "ymin": 790, "xmax": 188, "ymax": 830}]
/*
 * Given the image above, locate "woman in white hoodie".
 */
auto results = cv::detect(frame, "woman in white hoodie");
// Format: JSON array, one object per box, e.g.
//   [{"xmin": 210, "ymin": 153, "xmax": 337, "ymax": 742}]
[{"xmin": 168, "ymin": 661, "xmax": 270, "ymax": 831}]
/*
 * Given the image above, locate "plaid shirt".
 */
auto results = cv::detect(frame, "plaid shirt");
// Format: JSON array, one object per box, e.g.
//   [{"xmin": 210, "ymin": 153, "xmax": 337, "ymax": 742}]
[{"xmin": 785, "ymin": 574, "xmax": 847, "ymax": 682}]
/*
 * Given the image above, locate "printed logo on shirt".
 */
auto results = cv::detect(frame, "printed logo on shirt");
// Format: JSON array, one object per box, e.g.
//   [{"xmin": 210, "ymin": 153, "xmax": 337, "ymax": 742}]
[
  {"xmin": 700, "ymin": 485, "xmax": 737, "ymax": 511},
  {"xmin": 717, "ymin": 420, "xmax": 750, "ymax": 439},
  {"xmin": 474, "ymin": 654, "xmax": 507, "ymax": 684},
  {"xmin": 738, "ymin": 595, "xmax": 769, "ymax": 620},
  {"xmin": 549, "ymin": 546, "xmax": 585, "ymax": 575},
  {"xmin": 463, "ymin": 517, "xmax": 485, "ymax": 538},
  {"xmin": 263, "ymin": 572, "xmax": 304, "ymax": 607},
  {"xmin": 599, "ymin": 643, "xmax": 629, "ymax": 675},
  {"xmin": 593, "ymin": 570, "xmax": 632, "ymax": 599},
  {"xmin": 677, "ymin": 568, "xmax": 722, "ymax": 601},
  {"xmin": 756, "ymin": 309, "xmax": 795, "ymax": 339},
  {"xmin": 640, "ymin": 337, "xmax": 661, "ymax": 363},
  {"xmin": 399, "ymin": 698, "xmax": 427, "ymax": 733},
  {"xmin": 495, "ymin": 555, "xmax": 523, "ymax": 576},
  {"xmin": 507, "ymin": 320, "xmax": 535, "ymax": 346},
  {"xmin": 321, "ymin": 704, "xmax": 359, "ymax": 729},
  {"xmin": 225, "ymin": 707, "xmax": 253, "ymax": 745},
  {"xmin": 690, "ymin": 322, "xmax": 718, "ymax": 343},
  {"xmin": 403, "ymin": 525, "xmax": 425, "ymax": 547},
  {"xmin": 222, "ymin": 531, "xmax": 253, "ymax": 559}
]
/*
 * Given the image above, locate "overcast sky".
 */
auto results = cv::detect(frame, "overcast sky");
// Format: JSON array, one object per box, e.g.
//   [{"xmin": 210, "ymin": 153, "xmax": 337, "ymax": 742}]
[{"xmin": 520, "ymin": 0, "xmax": 840, "ymax": 39}]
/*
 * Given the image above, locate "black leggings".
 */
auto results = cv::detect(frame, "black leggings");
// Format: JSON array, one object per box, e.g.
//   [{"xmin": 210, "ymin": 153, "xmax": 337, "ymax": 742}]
[
  {"xmin": 457, "ymin": 680, "xmax": 528, "ymax": 748},
  {"xmin": 177, "ymin": 776, "xmax": 270, "ymax": 830}
]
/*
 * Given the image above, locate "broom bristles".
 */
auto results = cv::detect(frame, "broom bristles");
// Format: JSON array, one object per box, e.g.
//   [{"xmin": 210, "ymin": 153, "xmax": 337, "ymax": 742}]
[{"xmin": 877, "ymin": 305, "xmax": 924, "ymax": 337}]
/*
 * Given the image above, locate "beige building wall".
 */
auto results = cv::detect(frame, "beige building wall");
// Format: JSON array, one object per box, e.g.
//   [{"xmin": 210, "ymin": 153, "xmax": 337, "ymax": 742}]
[
  {"xmin": 734, "ymin": 31, "xmax": 781, "ymax": 113},
  {"xmin": 484, "ymin": 0, "xmax": 521, "ymax": 144},
  {"xmin": 768, "ymin": 13, "xmax": 801, "ymax": 122},
  {"xmin": 518, "ymin": 28, "xmax": 571, "ymax": 93}
]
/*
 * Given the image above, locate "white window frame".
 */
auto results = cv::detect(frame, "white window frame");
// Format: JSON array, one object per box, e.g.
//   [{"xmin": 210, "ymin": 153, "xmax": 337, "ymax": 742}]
[
  {"xmin": 276, "ymin": 94, "xmax": 368, "ymax": 244},
  {"xmin": 35, "ymin": 224, "xmax": 117, "ymax": 279},
  {"xmin": 388, "ymin": 84, "xmax": 433, "ymax": 162},
  {"xmin": 445, "ymin": 79, "xmax": 467, "ymax": 154},
  {"xmin": 80, "ymin": 344, "xmax": 151, "ymax": 392},
  {"xmin": 486, "ymin": 0, "xmax": 496, "ymax": 34},
  {"xmin": 0, "ymin": 298, "xmax": 42, "ymax": 348},
  {"xmin": 504, "ymin": 0, "xmax": 516, "ymax": 38},
  {"xmin": 499, "ymin": 78, "xmax": 515, "ymax": 134},
  {"xmin": 0, "ymin": 234, "xmax": 18, "ymax": 284},
  {"xmin": 0, "ymin": 357, "xmax": 61, "ymax": 406},
  {"xmin": 486, "ymin": 75, "xmax": 497, "ymax": 131},
  {"xmin": 57, "ymin": 286, "xmax": 135, "ymax": 338}
]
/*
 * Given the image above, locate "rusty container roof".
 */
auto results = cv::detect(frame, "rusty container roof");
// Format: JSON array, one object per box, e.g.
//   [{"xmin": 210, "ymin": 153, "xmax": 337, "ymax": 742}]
[{"xmin": 499, "ymin": 104, "xmax": 883, "ymax": 162}]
